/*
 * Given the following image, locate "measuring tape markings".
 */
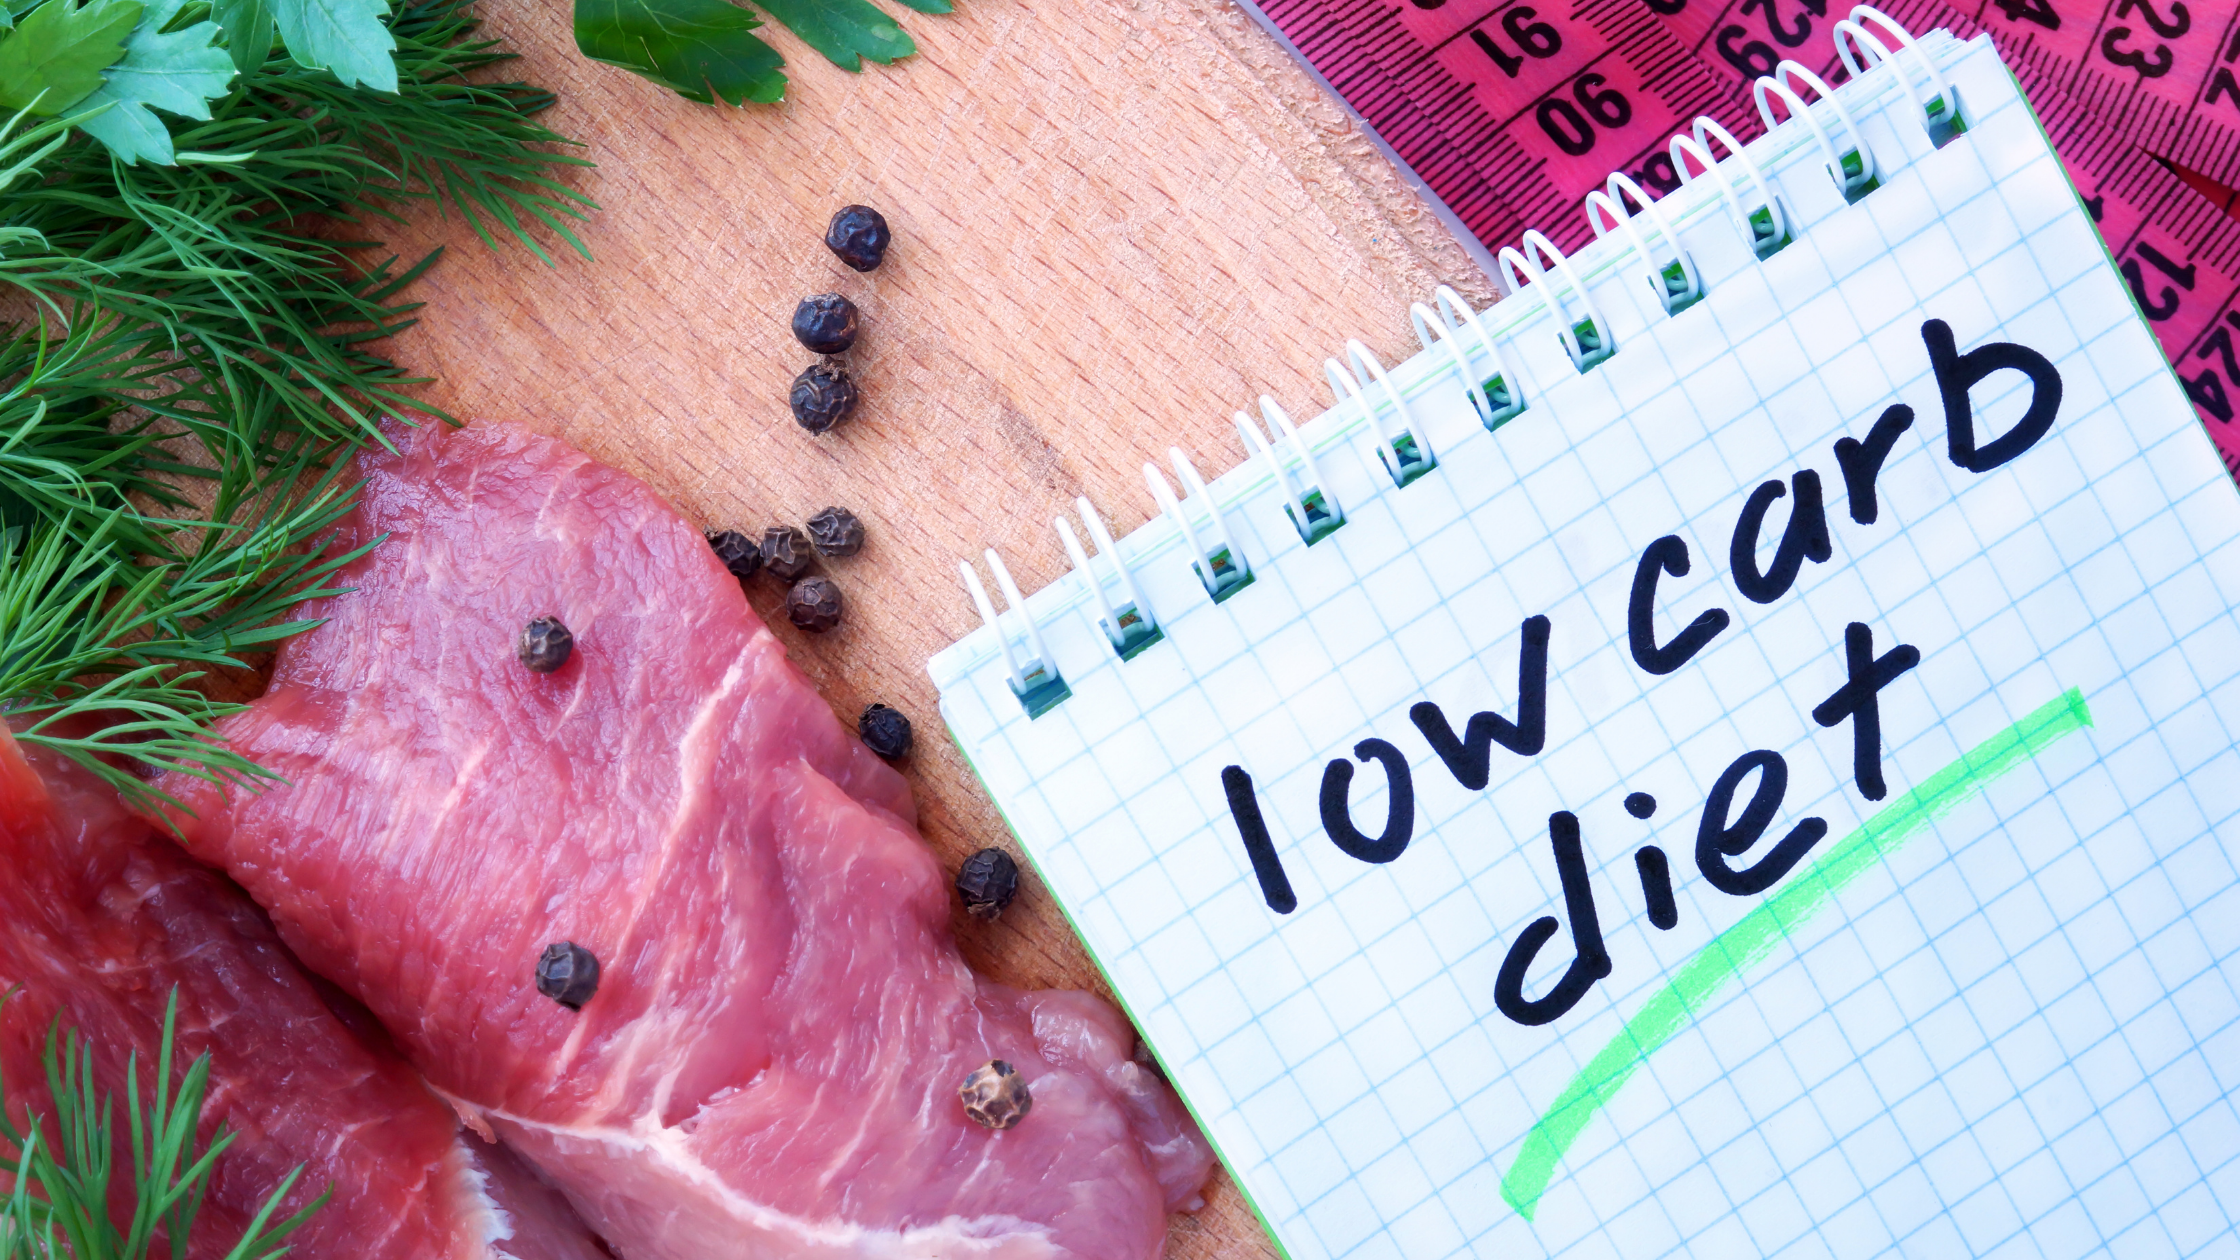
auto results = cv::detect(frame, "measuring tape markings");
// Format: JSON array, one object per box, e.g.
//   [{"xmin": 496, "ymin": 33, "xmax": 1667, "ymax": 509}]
[
  {"xmin": 1657, "ymin": 0, "xmax": 2240, "ymax": 474},
  {"xmin": 1386, "ymin": 0, "xmax": 1756, "ymax": 249},
  {"xmin": 2067, "ymin": 122, "xmax": 2240, "ymax": 480},
  {"xmin": 1256, "ymin": 0, "xmax": 1755, "ymax": 252},
  {"xmin": 1266, "ymin": 0, "xmax": 1539, "ymax": 205},
  {"xmin": 1252, "ymin": 0, "xmax": 2240, "ymax": 473},
  {"xmin": 1996, "ymin": 0, "xmax": 2240, "ymax": 191},
  {"xmin": 1257, "ymin": 0, "xmax": 1536, "ymax": 247},
  {"xmin": 2169, "ymin": 161, "xmax": 2240, "ymax": 214},
  {"xmin": 1660, "ymin": 0, "xmax": 2240, "ymax": 192}
]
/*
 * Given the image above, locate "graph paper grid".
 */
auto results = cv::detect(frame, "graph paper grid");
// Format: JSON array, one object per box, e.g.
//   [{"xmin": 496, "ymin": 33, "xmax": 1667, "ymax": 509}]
[{"xmin": 928, "ymin": 36, "xmax": 2240, "ymax": 1260}]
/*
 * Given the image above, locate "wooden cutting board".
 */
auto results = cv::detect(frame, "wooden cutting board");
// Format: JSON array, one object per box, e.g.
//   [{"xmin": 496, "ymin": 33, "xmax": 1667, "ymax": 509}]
[{"xmin": 388, "ymin": 0, "xmax": 1499, "ymax": 1251}]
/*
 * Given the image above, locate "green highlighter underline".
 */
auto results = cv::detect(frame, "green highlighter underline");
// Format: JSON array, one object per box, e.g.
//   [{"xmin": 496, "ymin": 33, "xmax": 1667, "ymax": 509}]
[{"xmin": 1501, "ymin": 687, "xmax": 2096, "ymax": 1222}]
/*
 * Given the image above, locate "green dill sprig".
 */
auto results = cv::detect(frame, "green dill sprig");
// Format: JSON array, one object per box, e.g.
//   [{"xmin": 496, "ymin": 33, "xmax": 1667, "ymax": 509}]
[
  {"xmin": 0, "ymin": 463, "xmax": 378, "ymax": 802},
  {"xmin": 0, "ymin": 0, "xmax": 594, "ymax": 808},
  {"xmin": 0, "ymin": 989, "xmax": 326, "ymax": 1259}
]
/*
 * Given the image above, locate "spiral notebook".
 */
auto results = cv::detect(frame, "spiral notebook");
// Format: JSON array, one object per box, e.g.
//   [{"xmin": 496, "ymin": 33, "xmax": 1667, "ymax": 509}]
[{"xmin": 928, "ymin": 18, "xmax": 2240, "ymax": 1260}]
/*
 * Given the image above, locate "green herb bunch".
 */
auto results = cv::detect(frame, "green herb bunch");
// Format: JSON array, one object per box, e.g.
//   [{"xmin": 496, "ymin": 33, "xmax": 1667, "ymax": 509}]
[
  {"xmin": 0, "ymin": 0, "xmax": 402, "ymax": 168},
  {"xmin": 0, "ymin": 0, "xmax": 593, "ymax": 810},
  {"xmin": 0, "ymin": 990, "xmax": 325, "ymax": 1259}
]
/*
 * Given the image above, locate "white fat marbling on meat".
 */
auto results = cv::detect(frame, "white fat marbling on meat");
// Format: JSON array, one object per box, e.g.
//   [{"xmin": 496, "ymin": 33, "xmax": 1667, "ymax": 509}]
[{"xmin": 465, "ymin": 1098, "xmax": 1068, "ymax": 1260}]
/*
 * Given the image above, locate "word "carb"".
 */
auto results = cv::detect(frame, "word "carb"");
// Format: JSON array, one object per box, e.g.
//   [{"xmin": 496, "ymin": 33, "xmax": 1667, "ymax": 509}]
[{"xmin": 1220, "ymin": 319, "xmax": 2064, "ymax": 1029}]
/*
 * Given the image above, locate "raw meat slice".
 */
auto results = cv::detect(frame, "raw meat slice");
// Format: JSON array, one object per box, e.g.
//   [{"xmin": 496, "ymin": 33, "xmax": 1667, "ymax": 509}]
[
  {"xmin": 156, "ymin": 422, "xmax": 1216, "ymax": 1260},
  {"xmin": 0, "ymin": 727, "xmax": 611, "ymax": 1260}
]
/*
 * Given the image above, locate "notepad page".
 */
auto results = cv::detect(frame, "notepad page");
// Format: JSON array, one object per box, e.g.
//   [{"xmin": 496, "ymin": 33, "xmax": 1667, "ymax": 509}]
[{"xmin": 929, "ymin": 36, "xmax": 2240, "ymax": 1260}]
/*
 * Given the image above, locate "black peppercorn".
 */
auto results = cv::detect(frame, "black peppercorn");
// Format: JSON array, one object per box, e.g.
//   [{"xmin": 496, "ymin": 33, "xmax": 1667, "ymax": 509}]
[
  {"xmin": 956, "ymin": 848, "xmax": 1019, "ymax": 921},
  {"xmin": 791, "ymin": 294, "xmax": 860, "ymax": 354},
  {"xmin": 760, "ymin": 525, "xmax": 813, "ymax": 581},
  {"xmin": 535, "ymin": 941, "xmax": 599, "ymax": 1010},
  {"xmin": 959, "ymin": 1059, "xmax": 1031, "ymax": 1129},
  {"xmin": 825, "ymin": 205, "xmax": 891, "ymax": 272},
  {"xmin": 518, "ymin": 617, "xmax": 573, "ymax": 673},
  {"xmin": 706, "ymin": 529, "xmax": 763, "ymax": 580},
  {"xmin": 859, "ymin": 703, "xmax": 913, "ymax": 759},
  {"xmin": 787, "ymin": 576, "xmax": 843, "ymax": 633},
  {"xmin": 790, "ymin": 363, "xmax": 859, "ymax": 434},
  {"xmin": 1132, "ymin": 1040, "xmax": 1166, "ymax": 1083},
  {"xmin": 806, "ymin": 506, "xmax": 865, "ymax": 557}
]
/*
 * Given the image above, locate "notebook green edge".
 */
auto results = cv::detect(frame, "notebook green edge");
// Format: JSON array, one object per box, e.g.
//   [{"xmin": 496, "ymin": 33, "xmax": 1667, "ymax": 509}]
[{"xmin": 932, "ymin": 27, "xmax": 2240, "ymax": 1260}]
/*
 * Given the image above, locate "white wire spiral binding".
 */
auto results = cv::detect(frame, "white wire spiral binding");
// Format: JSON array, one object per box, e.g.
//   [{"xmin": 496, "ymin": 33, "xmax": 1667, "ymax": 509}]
[
  {"xmin": 1755, "ymin": 62, "xmax": 1879, "ymax": 203},
  {"xmin": 954, "ymin": 13, "xmax": 1953, "ymax": 720},
  {"xmin": 1411, "ymin": 285, "xmax": 1526, "ymax": 428},
  {"xmin": 958, "ymin": 552, "xmax": 1071, "ymax": 715},
  {"xmin": 1147, "ymin": 448, "xmax": 1254, "ymax": 602},
  {"xmin": 1056, "ymin": 497, "xmax": 1162, "ymax": 660},
  {"xmin": 1076, "ymin": 495, "xmax": 1148, "ymax": 620},
  {"xmin": 1054, "ymin": 516, "xmax": 1113, "ymax": 636},
  {"xmin": 1236, "ymin": 397, "xmax": 1344, "ymax": 545},
  {"xmin": 1677, "ymin": 116, "xmax": 1790, "ymax": 261},
  {"xmin": 1584, "ymin": 173, "xmax": 1702, "ymax": 320},
  {"xmin": 1834, "ymin": 5, "xmax": 1964, "ymax": 147},
  {"xmin": 1496, "ymin": 229, "xmax": 1613, "ymax": 372},
  {"xmin": 1326, "ymin": 340, "xmax": 1436, "ymax": 487}
]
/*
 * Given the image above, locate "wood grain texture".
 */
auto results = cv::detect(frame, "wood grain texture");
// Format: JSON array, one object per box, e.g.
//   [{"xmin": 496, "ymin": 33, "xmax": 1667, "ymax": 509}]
[{"xmin": 386, "ymin": 0, "xmax": 1500, "ymax": 1252}]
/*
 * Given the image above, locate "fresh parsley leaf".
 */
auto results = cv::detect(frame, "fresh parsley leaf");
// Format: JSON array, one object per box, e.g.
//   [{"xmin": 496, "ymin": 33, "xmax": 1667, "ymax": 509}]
[
  {"xmin": 575, "ymin": 0, "xmax": 783, "ymax": 106},
  {"xmin": 267, "ymin": 0, "xmax": 393, "ymax": 91},
  {"xmin": 884, "ymin": 0, "xmax": 950, "ymax": 15},
  {"xmin": 211, "ymin": 0, "xmax": 273, "ymax": 71},
  {"xmin": 75, "ymin": 0, "xmax": 234, "ymax": 164},
  {"xmin": 751, "ymin": 0, "xmax": 910, "ymax": 70},
  {"xmin": 0, "ymin": 0, "xmax": 142, "ymax": 115}
]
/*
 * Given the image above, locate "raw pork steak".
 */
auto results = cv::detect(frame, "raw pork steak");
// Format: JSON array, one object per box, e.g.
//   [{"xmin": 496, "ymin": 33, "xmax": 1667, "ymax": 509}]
[
  {"xmin": 0, "ymin": 727, "xmax": 609, "ymax": 1260},
  {"xmin": 158, "ymin": 423, "xmax": 1214, "ymax": 1260}
]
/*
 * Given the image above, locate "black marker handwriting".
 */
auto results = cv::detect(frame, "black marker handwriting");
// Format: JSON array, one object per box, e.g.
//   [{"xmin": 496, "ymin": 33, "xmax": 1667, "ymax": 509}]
[{"xmin": 1211, "ymin": 318, "xmax": 2062, "ymax": 1032}]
